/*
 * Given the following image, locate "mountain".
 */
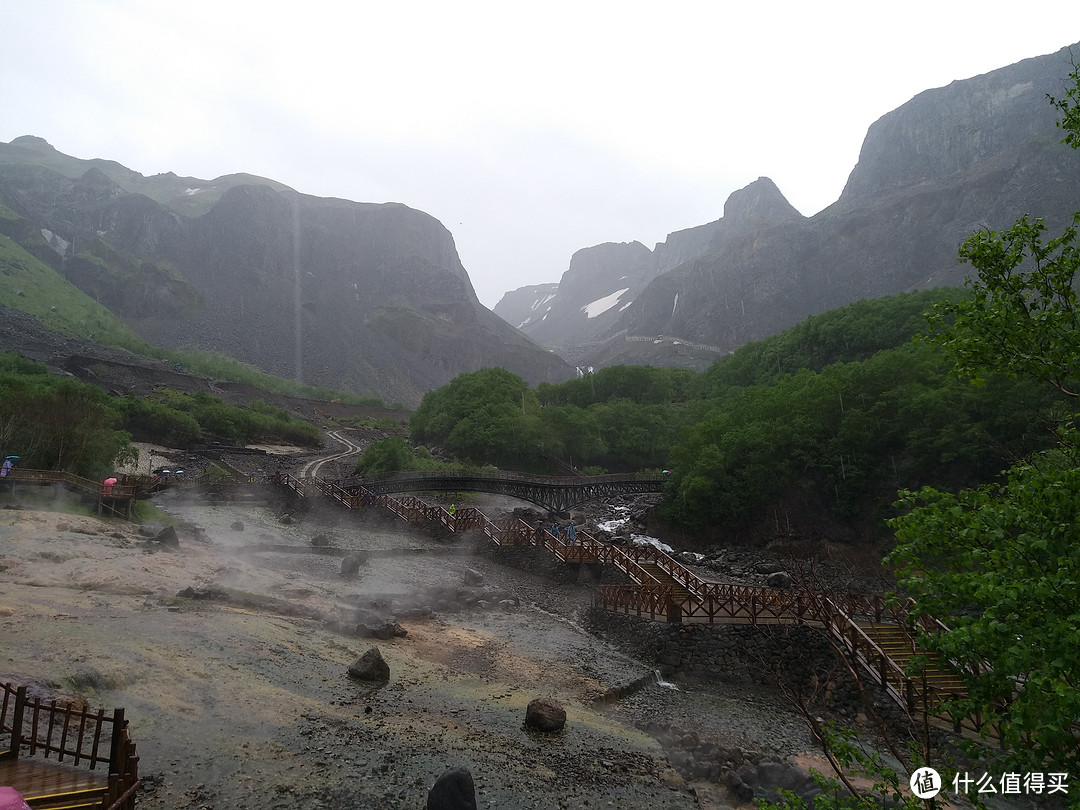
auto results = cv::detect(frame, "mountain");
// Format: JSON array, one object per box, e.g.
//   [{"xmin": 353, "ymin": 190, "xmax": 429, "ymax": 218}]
[
  {"xmin": 496, "ymin": 42, "xmax": 1080, "ymax": 370},
  {"xmin": 0, "ymin": 137, "xmax": 571, "ymax": 405}
]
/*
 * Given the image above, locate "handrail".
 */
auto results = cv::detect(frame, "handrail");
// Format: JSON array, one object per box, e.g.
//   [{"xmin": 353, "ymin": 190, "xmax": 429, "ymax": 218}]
[
  {"xmin": 3, "ymin": 468, "xmax": 138, "ymax": 498},
  {"xmin": 362, "ymin": 470, "xmax": 664, "ymax": 486}
]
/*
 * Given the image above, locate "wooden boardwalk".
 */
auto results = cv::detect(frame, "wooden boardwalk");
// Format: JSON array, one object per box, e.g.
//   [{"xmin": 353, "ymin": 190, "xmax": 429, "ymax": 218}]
[
  {"xmin": 0, "ymin": 469, "xmax": 140, "ymax": 520},
  {"xmin": 276, "ymin": 472, "xmax": 986, "ymax": 736}
]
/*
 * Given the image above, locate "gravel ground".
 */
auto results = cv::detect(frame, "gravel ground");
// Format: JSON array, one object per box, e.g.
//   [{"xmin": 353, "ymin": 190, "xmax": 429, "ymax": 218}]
[{"xmin": 2, "ymin": 489, "xmax": 801, "ymax": 809}]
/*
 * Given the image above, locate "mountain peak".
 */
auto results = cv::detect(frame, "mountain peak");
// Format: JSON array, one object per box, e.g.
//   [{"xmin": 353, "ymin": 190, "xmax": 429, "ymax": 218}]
[{"xmin": 722, "ymin": 177, "xmax": 803, "ymax": 224}]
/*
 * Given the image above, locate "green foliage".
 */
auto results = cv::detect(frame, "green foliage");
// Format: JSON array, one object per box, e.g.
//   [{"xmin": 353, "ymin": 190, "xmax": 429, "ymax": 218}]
[
  {"xmin": 410, "ymin": 368, "xmax": 542, "ymax": 466},
  {"xmin": 147, "ymin": 389, "xmax": 321, "ymax": 446},
  {"xmin": 119, "ymin": 397, "xmax": 202, "ymax": 445},
  {"xmin": 927, "ymin": 212, "xmax": 1080, "ymax": 398},
  {"xmin": 0, "ymin": 356, "xmax": 134, "ymax": 478},
  {"xmin": 701, "ymin": 289, "xmax": 958, "ymax": 394},
  {"xmin": 889, "ymin": 441, "xmax": 1080, "ymax": 774},
  {"xmin": 661, "ymin": 344, "xmax": 1058, "ymax": 529},
  {"xmin": 354, "ymin": 437, "xmax": 418, "ymax": 476},
  {"xmin": 1049, "ymin": 60, "xmax": 1080, "ymax": 150},
  {"xmin": 888, "ymin": 68, "xmax": 1080, "ymax": 776},
  {"xmin": 537, "ymin": 365, "xmax": 697, "ymax": 407}
]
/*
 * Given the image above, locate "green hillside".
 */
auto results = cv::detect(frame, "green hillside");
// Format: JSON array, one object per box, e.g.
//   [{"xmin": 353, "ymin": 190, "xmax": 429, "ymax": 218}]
[{"xmin": 0, "ymin": 222, "xmax": 155, "ymax": 354}]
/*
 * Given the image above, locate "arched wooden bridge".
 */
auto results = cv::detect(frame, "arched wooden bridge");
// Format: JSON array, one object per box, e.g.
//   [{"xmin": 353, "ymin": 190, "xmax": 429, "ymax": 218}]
[
  {"xmin": 348, "ymin": 470, "xmax": 666, "ymax": 513},
  {"xmin": 275, "ymin": 472, "xmax": 991, "ymax": 741}
]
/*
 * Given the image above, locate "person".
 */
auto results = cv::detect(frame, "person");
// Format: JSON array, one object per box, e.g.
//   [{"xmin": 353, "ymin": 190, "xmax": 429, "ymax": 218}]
[
  {"xmin": 448, "ymin": 503, "xmax": 456, "ymax": 517},
  {"xmin": 0, "ymin": 458, "xmax": 11, "ymax": 477},
  {"xmin": 549, "ymin": 521, "xmax": 559, "ymax": 539},
  {"xmin": 567, "ymin": 520, "xmax": 577, "ymax": 546}
]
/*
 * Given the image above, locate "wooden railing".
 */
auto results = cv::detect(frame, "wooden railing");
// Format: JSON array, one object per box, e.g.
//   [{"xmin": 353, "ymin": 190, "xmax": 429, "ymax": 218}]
[
  {"xmin": 0, "ymin": 682, "xmax": 139, "ymax": 810},
  {"xmin": 2, "ymin": 469, "xmax": 137, "ymax": 499}
]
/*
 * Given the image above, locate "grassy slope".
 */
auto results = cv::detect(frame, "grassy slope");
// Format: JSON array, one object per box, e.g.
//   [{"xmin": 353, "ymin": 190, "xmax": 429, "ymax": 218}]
[
  {"xmin": 0, "ymin": 221, "xmax": 375, "ymax": 405},
  {"xmin": 0, "ymin": 228, "xmax": 155, "ymax": 353}
]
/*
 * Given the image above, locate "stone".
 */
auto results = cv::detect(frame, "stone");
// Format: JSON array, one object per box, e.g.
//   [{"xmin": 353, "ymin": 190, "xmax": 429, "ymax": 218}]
[
  {"xmin": 153, "ymin": 526, "xmax": 180, "ymax": 548},
  {"xmin": 341, "ymin": 554, "xmax": 364, "ymax": 577},
  {"xmin": 356, "ymin": 621, "xmax": 407, "ymax": 640},
  {"xmin": 347, "ymin": 646, "xmax": 390, "ymax": 683},
  {"xmin": 766, "ymin": 571, "xmax": 794, "ymax": 589},
  {"xmin": 426, "ymin": 765, "xmax": 477, "ymax": 810},
  {"xmin": 230, "ymin": 520, "xmax": 244, "ymax": 531},
  {"xmin": 524, "ymin": 697, "xmax": 566, "ymax": 732},
  {"xmin": 462, "ymin": 567, "xmax": 484, "ymax": 585}
]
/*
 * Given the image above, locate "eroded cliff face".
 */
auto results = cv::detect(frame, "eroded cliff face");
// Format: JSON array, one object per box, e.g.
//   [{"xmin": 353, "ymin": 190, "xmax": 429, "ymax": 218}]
[
  {"xmin": 0, "ymin": 139, "xmax": 571, "ymax": 404},
  {"xmin": 502, "ymin": 43, "xmax": 1080, "ymax": 370}
]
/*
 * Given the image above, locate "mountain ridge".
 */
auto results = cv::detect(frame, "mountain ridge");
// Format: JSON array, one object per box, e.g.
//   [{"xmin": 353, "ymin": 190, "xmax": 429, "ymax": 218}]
[
  {"xmin": 0, "ymin": 140, "xmax": 571, "ymax": 405},
  {"xmin": 495, "ymin": 42, "xmax": 1080, "ymax": 370}
]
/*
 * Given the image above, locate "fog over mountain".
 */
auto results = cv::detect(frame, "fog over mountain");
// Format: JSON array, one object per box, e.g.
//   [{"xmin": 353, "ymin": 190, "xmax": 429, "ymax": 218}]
[
  {"xmin": 0, "ymin": 138, "xmax": 571, "ymax": 405},
  {"xmin": 495, "ymin": 43, "xmax": 1080, "ymax": 371}
]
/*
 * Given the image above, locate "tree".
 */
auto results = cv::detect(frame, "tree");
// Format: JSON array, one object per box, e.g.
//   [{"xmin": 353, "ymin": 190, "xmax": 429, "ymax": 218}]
[
  {"xmin": 887, "ymin": 63, "xmax": 1080, "ymax": 775},
  {"xmin": 409, "ymin": 368, "xmax": 541, "ymax": 466}
]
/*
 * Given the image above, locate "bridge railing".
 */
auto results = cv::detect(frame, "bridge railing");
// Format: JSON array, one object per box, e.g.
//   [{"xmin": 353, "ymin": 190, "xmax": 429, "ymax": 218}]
[
  {"xmin": 595, "ymin": 584, "xmax": 676, "ymax": 621},
  {"xmin": 362, "ymin": 470, "xmax": 664, "ymax": 487}
]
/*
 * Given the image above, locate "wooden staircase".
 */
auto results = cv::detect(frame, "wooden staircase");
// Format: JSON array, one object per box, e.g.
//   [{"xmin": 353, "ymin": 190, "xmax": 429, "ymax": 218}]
[{"xmin": 855, "ymin": 622, "xmax": 977, "ymax": 732}]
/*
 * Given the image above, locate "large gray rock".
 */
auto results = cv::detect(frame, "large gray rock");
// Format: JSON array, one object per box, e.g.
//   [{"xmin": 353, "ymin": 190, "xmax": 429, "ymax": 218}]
[
  {"xmin": 426, "ymin": 765, "xmax": 477, "ymax": 810},
  {"xmin": 152, "ymin": 526, "xmax": 179, "ymax": 549},
  {"xmin": 524, "ymin": 697, "xmax": 566, "ymax": 732},
  {"xmin": 347, "ymin": 646, "xmax": 390, "ymax": 683}
]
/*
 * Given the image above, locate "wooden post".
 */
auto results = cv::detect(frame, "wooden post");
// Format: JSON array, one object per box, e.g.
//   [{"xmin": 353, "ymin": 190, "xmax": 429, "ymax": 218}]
[{"xmin": 8, "ymin": 686, "xmax": 26, "ymax": 759}]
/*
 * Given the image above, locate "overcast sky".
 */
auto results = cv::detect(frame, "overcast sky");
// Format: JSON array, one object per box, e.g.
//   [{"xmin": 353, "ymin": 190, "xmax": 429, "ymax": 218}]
[{"xmin": 2, "ymin": 2, "xmax": 1078, "ymax": 308}]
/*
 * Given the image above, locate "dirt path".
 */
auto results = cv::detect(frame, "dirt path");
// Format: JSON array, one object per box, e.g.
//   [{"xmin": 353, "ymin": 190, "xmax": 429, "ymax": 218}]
[{"xmin": 299, "ymin": 428, "xmax": 365, "ymax": 479}]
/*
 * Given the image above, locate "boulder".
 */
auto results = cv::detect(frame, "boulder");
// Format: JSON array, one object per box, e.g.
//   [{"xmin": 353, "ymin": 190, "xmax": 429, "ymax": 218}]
[
  {"xmin": 766, "ymin": 571, "xmax": 794, "ymax": 589},
  {"xmin": 347, "ymin": 646, "xmax": 390, "ymax": 683},
  {"xmin": 462, "ymin": 567, "xmax": 484, "ymax": 586},
  {"xmin": 426, "ymin": 765, "xmax": 477, "ymax": 810},
  {"xmin": 153, "ymin": 526, "xmax": 180, "ymax": 549},
  {"xmin": 524, "ymin": 697, "xmax": 566, "ymax": 732},
  {"xmin": 356, "ymin": 621, "xmax": 407, "ymax": 640},
  {"xmin": 341, "ymin": 554, "xmax": 365, "ymax": 577},
  {"xmin": 230, "ymin": 520, "xmax": 244, "ymax": 531}
]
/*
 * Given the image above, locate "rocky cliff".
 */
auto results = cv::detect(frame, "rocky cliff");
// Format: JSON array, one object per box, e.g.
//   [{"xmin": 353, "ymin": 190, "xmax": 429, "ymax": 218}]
[
  {"xmin": 0, "ymin": 137, "xmax": 571, "ymax": 404},
  {"xmin": 500, "ymin": 42, "xmax": 1080, "ymax": 370}
]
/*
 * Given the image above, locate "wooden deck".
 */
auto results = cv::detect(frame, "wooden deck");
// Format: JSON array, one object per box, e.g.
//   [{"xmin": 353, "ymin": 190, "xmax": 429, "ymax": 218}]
[{"xmin": 0, "ymin": 758, "xmax": 108, "ymax": 809}]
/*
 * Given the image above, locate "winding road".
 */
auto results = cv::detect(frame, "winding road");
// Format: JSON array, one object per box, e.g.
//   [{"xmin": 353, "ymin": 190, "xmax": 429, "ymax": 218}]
[{"xmin": 298, "ymin": 429, "xmax": 365, "ymax": 479}]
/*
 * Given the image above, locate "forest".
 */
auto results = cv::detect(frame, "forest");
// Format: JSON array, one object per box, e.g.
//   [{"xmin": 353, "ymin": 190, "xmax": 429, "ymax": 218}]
[
  {"xmin": 0, "ymin": 352, "xmax": 321, "ymax": 480},
  {"xmin": 404, "ymin": 287, "xmax": 1068, "ymax": 539}
]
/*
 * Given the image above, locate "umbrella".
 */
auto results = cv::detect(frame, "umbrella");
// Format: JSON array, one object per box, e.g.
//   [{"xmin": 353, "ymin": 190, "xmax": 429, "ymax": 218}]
[
  {"xmin": 104, "ymin": 477, "xmax": 118, "ymax": 486},
  {"xmin": 0, "ymin": 786, "xmax": 31, "ymax": 810},
  {"xmin": 4, "ymin": 455, "xmax": 18, "ymax": 460}
]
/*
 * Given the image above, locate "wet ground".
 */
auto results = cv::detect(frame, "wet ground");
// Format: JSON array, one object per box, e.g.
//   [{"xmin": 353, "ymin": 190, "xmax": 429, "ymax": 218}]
[{"xmin": 1, "ymin": 490, "xmax": 815, "ymax": 809}]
